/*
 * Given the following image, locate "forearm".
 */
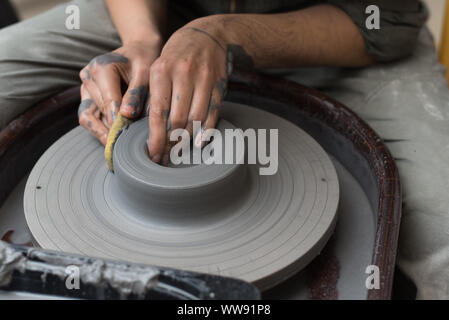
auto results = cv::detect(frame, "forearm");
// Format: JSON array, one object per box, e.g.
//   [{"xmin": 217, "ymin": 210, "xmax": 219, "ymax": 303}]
[
  {"xmin": 105, "ymin": 0, "xmax": 166, "ymax": 46},
  {"xmin": 187, "ymin": 4, "xmax": 374, "ymax": 68}
]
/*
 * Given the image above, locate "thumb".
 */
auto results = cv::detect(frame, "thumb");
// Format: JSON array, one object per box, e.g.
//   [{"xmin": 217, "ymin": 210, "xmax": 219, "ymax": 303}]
[{"xmin": 120, "ymin": 72, "xmax": 149, "ymax": 119}]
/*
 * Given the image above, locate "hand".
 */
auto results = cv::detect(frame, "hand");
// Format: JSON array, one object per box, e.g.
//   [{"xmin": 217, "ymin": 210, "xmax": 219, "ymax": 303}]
[
  {"xmin": 147, "ymin": 18, "xmax": 230, "ymax": 165},
  {"xmin": 78, "ymin": 40, "xmax": 161, "ymax": 144}
]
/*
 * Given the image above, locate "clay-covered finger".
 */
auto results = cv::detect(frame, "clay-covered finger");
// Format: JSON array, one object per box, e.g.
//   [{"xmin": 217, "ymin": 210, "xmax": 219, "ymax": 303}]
[
  {"xmin": 78, "ymin": 85, "xmax": 109, "ymax": 145},
  {"xmin": 185, "ymin": 72, "xmax": 213, "ymax": 139},
  {"xmin": 162, "ymin": 80, "xmax": 193, "ymax": 165},
  {"xmin": 80, "ymin": 67, "xmax": 107, "ymax": 121},
  {"xmin": 120, "ymin": 71, "xmax": 149, "ymax": 119},
  {"xmin": 81, "ymin": 52, "xmax": 130, "ymax": 126},
  {"xmin": 194, "ymin": 86, "xmax": 223, "ymax": 148},
  {"xmin": 148, "ymin": 63, "xmax": 172, "ymax": 163},
  {"xmin": 90, "ymin": 66, "xmax": 123, "ymax": 127}
]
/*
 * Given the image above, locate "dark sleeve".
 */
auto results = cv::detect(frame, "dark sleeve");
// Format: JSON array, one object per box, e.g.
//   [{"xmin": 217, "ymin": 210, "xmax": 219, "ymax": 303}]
[{"xmin": 326, "ymin": 0, "xmax": 428, "ymax": 62}]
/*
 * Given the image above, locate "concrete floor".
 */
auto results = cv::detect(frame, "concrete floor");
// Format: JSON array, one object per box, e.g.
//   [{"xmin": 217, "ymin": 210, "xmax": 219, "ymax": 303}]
[{"xmin": 9, "ymin": 0, "xmax": 447, "ymax": 48}]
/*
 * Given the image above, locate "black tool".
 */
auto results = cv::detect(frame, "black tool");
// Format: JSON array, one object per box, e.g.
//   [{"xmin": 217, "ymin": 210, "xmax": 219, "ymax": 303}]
[{"xmin": 0, "ymin": 242, "xmax": 260, "ymax": 300}]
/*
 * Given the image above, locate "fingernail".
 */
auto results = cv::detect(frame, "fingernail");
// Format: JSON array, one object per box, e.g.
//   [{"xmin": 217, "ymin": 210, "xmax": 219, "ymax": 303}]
[
  {"xmin": 101, "ymin": 133, "xmax": 108, "ymax": 146},
  {"xmin": 151, "ymin": 154, "xmax": 161, "ymax": 164},
  {"xmin": 162, "ymin": 154, "xmax": 169, "ymax": 166}
]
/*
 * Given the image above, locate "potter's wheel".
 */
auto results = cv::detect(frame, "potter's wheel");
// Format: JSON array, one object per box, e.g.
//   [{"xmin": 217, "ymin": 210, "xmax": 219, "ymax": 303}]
[{"xmin": 23, "ymin": 102, "xmax": 339, "ymax": 290}]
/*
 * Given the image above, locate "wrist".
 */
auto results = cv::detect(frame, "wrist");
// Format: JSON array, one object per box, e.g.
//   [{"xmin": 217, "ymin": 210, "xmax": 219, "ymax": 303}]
[
  {"xmin": 184, "ymin": 15, "xmax": 233, "ymax": 48},
  {"xmin": 121, "ymin": 24, "xmax": 164, "ymax": 49},
  {"xmin": 186, "ymin": 15, "xmax": 255, "ymax": 70}
]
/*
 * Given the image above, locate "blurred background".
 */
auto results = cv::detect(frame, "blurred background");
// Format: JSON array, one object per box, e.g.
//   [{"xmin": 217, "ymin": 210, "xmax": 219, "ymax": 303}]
[{"xmin": 11, "ymin": 0, "xmax": 67, "ymax": 20}]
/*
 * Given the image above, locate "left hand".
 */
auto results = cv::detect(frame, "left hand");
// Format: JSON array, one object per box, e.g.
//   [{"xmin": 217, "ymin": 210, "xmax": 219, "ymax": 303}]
[
  {"xmin": 78, "ymin": 40, "xmax": 162, "ymax": 145},
  {"xmin": 147, "ymin": 17, "xmax": 230, "ymax": 165}
]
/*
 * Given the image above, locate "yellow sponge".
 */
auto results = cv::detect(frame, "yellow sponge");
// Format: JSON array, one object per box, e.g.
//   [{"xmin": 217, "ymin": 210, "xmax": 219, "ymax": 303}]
[{"xmin": 105, "ymin": 113, "xmax": 134, "ymax": 172}]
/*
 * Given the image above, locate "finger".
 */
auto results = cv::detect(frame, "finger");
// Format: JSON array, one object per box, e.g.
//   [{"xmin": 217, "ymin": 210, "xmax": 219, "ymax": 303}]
[
  {"xmin": 90, "ymin": 65, "xmax": 123, "ymax": 127},
  {"xmin": 120, "ymin": 69, "xmax": 149, "ymax": 119},
  {"xmin": 95, "ymin": 108, "xmax": 109, "ymax": 133},
  {"xmin": 78, "ymin": 85, "xmax": 109, "ymax": 145},
  {"xmin": 161, "ymin": 141, "xmax": 173, "ymax": 166},
  {"xmin": 162, "ymin": 80, "xmax": 194, "ymax": 165},
  {"xmin": 185, "ymin": 71, "xmax": 213, "ymax": 139},
  {"xmin": 80, "ymin": 67, "xmax": 108, "ymax": 126},
  {"xmin": 194, "ymin": 86, "xmax": 222, "ymax": 148},
  {"xmin": 148, "ymin": 63, "xmax": 172, "ymax": 163}
]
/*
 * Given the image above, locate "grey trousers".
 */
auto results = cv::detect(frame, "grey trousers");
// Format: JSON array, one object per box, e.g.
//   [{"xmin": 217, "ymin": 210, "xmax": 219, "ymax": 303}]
[{"xmin": 1, "ymin": 0, "xmax": 449, "ymax": 299}]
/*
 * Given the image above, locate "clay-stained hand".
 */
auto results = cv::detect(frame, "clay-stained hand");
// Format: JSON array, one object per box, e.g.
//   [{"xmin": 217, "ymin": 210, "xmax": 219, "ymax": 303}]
[
  {"xmin": 78, "ymin": 41, "xmax": 161, "ymax": 144},
  {"xmin": 147, "ymin": 19, "xmax": 230, "ymax": 165}
]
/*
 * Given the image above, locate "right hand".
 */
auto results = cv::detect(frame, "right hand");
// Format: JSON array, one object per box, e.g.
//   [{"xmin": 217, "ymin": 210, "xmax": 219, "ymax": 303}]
[{"xmin": 78, "ymin": 41, "xmax": 161, "ymax": 144}]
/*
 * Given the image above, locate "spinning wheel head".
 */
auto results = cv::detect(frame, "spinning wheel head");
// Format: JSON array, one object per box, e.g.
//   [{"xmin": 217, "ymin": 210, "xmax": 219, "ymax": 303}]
[{"xmin": 24, "ymin": 102, "xmax": 339, "ymax": 290}]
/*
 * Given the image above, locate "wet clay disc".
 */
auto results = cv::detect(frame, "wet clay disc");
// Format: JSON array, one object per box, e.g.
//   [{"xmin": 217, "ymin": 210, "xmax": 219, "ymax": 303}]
[{"xmin": 24, "ymin": 102, "xmax": 339, "ymax": 290}]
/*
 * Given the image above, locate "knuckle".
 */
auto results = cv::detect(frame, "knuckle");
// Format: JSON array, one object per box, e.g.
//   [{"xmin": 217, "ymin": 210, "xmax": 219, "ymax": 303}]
[
  {"xmin": 177, "ymin": 60, "xmax": 194, "ymax": 76},
  {"xmin": 149, "ymin": 104, "xmax": 167, "ymax": 118},
  {"xmin": 78, "ymin": 113, "xmax": 89, "ymax": 127},
  {"xmin": 89, "ymin": 62, "xmax": 107, "ymax": 77},
  {"xmin": 170, "ymin": 114, "xmax": 187, "ymax": 129},
  {"xmin": 102, "ymin": 97, "xmax": 114, "ymax": 108},
  {"xmin": 89, "ymin": 63, "xmax": 99, "ymax": 75},
  {"xmin": 198, "ymin": 66, "xmax": 213, "ymax": 79},
  {"xmin": 150, "ymin": 59, "xmax": 169, "ymax": 76},
  {"xmin": 86, "ymin": 58, "xmax": 96, "ymax": 69},
  {"xmin": 79, "ymin": 68, "xmax": 90, "ymax": 82}
]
